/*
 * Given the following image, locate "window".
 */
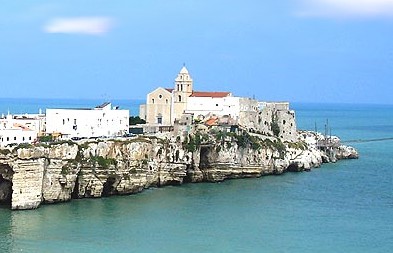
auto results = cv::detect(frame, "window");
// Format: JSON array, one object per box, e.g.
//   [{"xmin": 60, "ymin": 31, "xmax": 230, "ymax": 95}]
[
  {"xmin": 63, "ymin": 119, "xmax": 65, "ymax": 125},
  {"xmin": 166, "ymin": 99, "xmax": 168, "ymax": 104},
  {"xmin": 29, "ymin": 137, "xmax": 31, "ymax": 140},
  {"xmin": 159, "ymin": 94, "xmax": 162, "ymax": 99},
  {"xmin": 7, "ymin": 137, "xmax": 9, "ymax": 141},
  {"xmin": 23, "ymin": 137, "xmax": 25, "ymax": 141},
  {"xmin": 157, "ymin": 115, "xmax": 163, "ymax": 124},
  {"xmin": 178, "ymin": 95, "xmax": 182, "ymax": 102},
  {"xmin": 152, "ymin": 98, "xmax": 155, "ymax": 104},
  {"xmin": 74, "ymin": 119, "xmax": 77, "ymax": 124},
  {"xmin": 216, "ymin": 104, "xmax": 219, "ymax": 106},
  {"xmin": 14, "ymin": 137, "xmax": 16, "ymax": 141}
]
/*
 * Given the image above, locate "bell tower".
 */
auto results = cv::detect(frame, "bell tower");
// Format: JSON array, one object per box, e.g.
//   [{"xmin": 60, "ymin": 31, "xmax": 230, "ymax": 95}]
[{"xmin": 173, "ymin": 65, "xmax": 193, "ymax": 121}]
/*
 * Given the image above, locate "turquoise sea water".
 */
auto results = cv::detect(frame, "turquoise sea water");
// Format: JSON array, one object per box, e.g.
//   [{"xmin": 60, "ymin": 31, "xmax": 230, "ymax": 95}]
[{"xmin": 1, "ymin": 100, "xmax": 392, "ymax": 253}]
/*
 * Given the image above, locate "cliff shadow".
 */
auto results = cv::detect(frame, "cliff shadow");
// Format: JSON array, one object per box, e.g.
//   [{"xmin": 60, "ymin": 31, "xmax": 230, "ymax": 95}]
[
  {"xmin": 199, "ymin": 146, "xmax": 213, "ymax": 169},
  {"xmin": 102, "ymin": 176, "xmax": 118, "ymax": 197},
  {"xmin": 0, "ymin": 164, "xmax": 13, "ymax": 208}
]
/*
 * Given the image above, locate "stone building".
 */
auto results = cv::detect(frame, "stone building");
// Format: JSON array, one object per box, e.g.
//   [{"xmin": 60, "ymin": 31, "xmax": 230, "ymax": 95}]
[
  {"xmin": 140, "ymin": 66, "xmax": 297, "ymax": 141},
  {"xmin": 140, "ymin": 66, "xmax": 255, "ymax": 126}
]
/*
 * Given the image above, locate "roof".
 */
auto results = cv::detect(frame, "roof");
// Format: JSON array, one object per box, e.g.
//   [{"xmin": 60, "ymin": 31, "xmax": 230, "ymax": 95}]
[
  {"xmin": 165, "ymin": 88, "xmax": 174, "ymax": 93},
  {"xmin": 96, "ymin": 102, "xmax": 111, "ymax": 109},
  {"xmin": 190, "ymin": 91, "xmax": 231, "ymax": 98},
  {"xmin": 179, "ymin": 66, "xmax": 189, "ymax": 74},
  {"xmin": 13, "ymin": 123, "xmax": 32, "ymax": 131},
  {"xmin": 205, "ymin": 117, "xmax": 218, "ymax": 126}
]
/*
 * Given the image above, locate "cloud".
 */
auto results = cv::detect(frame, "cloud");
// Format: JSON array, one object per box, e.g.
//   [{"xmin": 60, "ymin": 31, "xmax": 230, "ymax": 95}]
[
  {"xmin": 44, "ymin": 17, "xmax": 113, "ymax": 35},
  {"xmin": 297, "ymin": 0, "xmax": 393, "ymax": 18}
]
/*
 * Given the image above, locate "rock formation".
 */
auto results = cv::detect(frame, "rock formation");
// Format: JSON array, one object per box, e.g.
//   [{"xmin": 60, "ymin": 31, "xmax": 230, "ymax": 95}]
[{"xmin": 0, "ymin": 129, "xmax": 358, "ymax": 210}]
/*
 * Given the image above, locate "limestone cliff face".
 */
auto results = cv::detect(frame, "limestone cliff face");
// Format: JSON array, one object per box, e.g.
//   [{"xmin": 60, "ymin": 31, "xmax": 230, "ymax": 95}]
[{"xmin": 0, "ymin": 131, "xmax": 358, "ymax": 210}]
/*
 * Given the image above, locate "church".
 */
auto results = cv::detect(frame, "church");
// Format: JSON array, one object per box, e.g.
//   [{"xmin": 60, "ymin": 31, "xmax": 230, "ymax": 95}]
[
  {"xmin": 139, "ymin": 66, "xmax": 238, "ymax": 126},
  {"xmin": 139, "ymin": 65, "xmax": 297, "ymax": 141}
]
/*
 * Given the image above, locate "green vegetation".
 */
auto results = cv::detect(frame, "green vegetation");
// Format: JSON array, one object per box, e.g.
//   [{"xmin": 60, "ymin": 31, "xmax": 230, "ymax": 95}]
[
  {"xmin": 90, "ymin": 156, "xmax": 117, "ymax": 169},
  {"xmin": 129, "ymin": 116, "xmax": 146, "ymax": 125},
  {"xmin": 38, "ymin": 135, "xmax": 53, "ymax": 142},
  {"xmin": 129, "ymin": 168, "xmax": 138, "ymax": 174},
  {"xmin": 286, "ymin": 141, "xmax": 308, "ymax": 150},
  {"xmin": 13, "ymin": 143, "xmax": 34, "ymax": 151},
  {"xmin": 209, "ymin": 128, "xmax": 287, "ymax": 157},
  {"xmin": 61, "ymin": 165, "xmax": 70, "ymax": 175},
  {"xmin": 182, "ymin": 132, "xmax": 209, "ymax": 152},
  {"xmin": 0, "ymin": 149, "xmax": 11, "ymax": 155}
]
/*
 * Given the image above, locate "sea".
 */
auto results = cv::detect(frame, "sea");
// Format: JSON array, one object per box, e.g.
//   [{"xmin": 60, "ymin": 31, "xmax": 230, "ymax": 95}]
[{"xmin": 0, "ymin": 99, "xmax": 392, "ymax": 253}]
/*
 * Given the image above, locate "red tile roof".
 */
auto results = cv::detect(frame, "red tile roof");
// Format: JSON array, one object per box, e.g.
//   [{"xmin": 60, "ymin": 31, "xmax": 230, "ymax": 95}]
[
  {"xmin": 205, "ymin": 118, "xmax": 218, "ymax": 126},
  {"xmin": 190, "ymin": 91, "xmax": 231, "ymax": 98}
]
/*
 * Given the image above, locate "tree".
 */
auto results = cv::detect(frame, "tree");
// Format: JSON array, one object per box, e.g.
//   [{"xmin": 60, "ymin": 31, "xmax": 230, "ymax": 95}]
[{"xmin": 129, "ymin": 116, "xmax": 146, "ymax": 125}]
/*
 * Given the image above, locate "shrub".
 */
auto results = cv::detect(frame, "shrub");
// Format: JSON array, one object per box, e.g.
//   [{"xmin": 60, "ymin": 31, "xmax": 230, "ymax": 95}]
[
  {"xmin": 129, "ymin": 116, "xmax": 146, "ymax": 125},
  {"xmin": 38, "ymin": 135, "xmax": 53, "ymax": 142},
  {"xmin": 90, "ymin": 156, "xmax": 117, "ymax": 169}
]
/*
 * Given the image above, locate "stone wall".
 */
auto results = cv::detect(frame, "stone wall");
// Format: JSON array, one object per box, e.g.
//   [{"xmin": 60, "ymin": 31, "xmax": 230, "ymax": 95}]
[{"xmin": 257, "ymin": 102, "xmax": 297, "ymax": 141}]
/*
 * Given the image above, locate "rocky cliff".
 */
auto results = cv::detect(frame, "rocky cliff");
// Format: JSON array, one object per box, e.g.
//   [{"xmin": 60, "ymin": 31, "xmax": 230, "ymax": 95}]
[{"xmin": 0, "ymin": 130, "xmax": 358, "ymax": 210}]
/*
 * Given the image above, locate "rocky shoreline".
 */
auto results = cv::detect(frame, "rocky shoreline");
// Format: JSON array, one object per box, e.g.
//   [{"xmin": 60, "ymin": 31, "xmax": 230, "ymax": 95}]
[{"xmin": 0, "ymin": 129, "xmax": 358, "ymax": 210}]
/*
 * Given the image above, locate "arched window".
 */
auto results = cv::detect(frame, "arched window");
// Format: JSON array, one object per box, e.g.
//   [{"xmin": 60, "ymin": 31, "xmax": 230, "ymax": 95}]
[
  {"xmin": 152, "ymin": 98, "xmax": 155, "ymax": 104},
  {"xmin": 178, "ymin": 95, "xmax": 182, "ymax": 102}
]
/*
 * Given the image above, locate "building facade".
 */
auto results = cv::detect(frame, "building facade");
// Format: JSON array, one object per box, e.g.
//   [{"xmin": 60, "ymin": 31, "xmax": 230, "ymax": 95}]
[
  {"xmin": 140, "ymin": 66, "xmax": 297, "ymax": 141},
  {"xmin": 46, "ymin": 102, "xmax": 129, "ymax": 139},
  {"xmin": 0, "ymin": 113, "xmax": 45, "ymax": 147},
  {"xmin": 140, "ymin": 66, "xmax": 234, "ymax": 125}
]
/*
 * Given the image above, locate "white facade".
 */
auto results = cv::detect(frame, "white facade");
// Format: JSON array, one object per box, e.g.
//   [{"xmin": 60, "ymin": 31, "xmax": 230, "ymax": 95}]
[
  {"xmin": 0, "ymin": 129, "xmax": 36, "ymax": 147},
  {"xmin": 46, "ymin": 103, "xmax": 129, "ymax": 139},
  {"xmin": 185, "ymin": 96, "xmax": 259, "ymax": 127},
  {"xmin": 0, "ymin": 114, "xmax": 44, "ymax": 147},
  {"xmin": 185, "ymin": 96, "xmax": 240, "ymax": 118}
]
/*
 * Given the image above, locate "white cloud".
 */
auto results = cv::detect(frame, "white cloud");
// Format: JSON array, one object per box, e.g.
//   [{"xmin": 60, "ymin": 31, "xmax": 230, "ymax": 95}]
[
  {"xmin": 297, "ymin": 0, "xmax": 393, "ymax": 18},
  {"xmin": 44, "ymin": 17, "xmax": 113, "ymax": 35}
]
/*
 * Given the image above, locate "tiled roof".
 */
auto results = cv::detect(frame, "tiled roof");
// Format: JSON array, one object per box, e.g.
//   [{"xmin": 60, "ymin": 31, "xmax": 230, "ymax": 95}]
[
  {"xmin": 190, "ymin": 91, "xmax": 231, "ymax": 98},
  {"xmin": 205, "ymin": 118, "xmax": 218, "ymax": 126}
]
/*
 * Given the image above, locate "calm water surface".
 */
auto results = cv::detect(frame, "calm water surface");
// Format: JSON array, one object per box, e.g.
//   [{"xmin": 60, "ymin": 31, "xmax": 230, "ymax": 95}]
[{"xmin": 0, "ymin": 100, "xmax": 392, "ymax": 253}]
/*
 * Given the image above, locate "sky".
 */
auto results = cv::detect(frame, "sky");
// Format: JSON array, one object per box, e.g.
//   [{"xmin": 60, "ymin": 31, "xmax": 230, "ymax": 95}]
[{"xmin": 1, "ymin": 0, "xmax": 393, "ymax": 104}]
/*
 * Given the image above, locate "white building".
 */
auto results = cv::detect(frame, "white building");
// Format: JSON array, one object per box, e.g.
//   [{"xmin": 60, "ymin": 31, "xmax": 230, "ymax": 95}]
[
  {"xmin": 46, "ymin": 102, "xmax": 129, "ymax": 139},
  {"xmin": 0, "ymin": 113, "xmax": 45, "ymax": 147},
  {"xmin": 185, "ymin": 95, "xmax": 260, "ymax": 127}
]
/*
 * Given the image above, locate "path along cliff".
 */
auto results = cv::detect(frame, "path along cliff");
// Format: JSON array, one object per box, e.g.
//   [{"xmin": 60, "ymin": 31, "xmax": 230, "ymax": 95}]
[{"xmin": 0, "ymin": 128, "xmax": 358, "ymax": 210}]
